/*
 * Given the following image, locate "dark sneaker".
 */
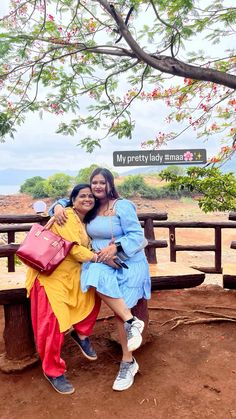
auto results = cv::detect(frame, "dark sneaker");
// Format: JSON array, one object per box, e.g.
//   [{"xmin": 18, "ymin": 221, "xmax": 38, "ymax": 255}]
[
  {"xmin": 70, "ymin": 330, "xmax": 97, "ymax": 361},
  {"xmin": 43, "ymin": 373, "xmax": 75, "ymax": 395},
  {"xmin": 112, "ymin": 357, "xmax": 139, "ymax": 391},
  {"xmin": 124, "ymin": 316, "xmax": 144, "ymax": 352}
]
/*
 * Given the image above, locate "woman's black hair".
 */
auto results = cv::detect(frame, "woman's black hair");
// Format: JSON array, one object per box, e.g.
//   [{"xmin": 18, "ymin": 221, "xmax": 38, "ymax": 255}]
[
  {"xmin": 90, "ymin": 168, "xmax": 119, "ymax": 199},
  {"xmin": 69, "ymin": 183, "xmax": 98, "ymax": 223}
]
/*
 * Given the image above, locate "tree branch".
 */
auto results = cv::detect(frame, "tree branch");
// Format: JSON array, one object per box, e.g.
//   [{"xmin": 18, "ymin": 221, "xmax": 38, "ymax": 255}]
[{"xmin": 96, "ymin": 0, "xmax": 236, "ymax": 89}]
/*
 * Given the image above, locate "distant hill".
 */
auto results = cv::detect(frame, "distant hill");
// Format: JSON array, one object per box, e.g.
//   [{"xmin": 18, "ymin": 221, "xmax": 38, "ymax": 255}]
[
  {"xmin": 0, "ymin": 169, "xmax": 78, "ymax": 185},
  {"xmin": 119, "ymin": 158, "xmax": 236, "ymax": 176},
  {"xmin": 0, "ymin": 158, "xmax": 235, "ymax": 185}
]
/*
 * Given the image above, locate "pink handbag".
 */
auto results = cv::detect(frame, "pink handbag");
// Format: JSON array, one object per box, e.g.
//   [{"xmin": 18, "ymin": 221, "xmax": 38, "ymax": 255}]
[{"xmin": 16, "ymin": 223, "xmax": 75, "ymax": 274}]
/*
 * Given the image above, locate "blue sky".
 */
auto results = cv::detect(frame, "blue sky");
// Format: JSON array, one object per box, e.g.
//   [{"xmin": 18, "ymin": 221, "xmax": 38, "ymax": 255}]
[{"xmin": 0, "ymin": 1, "xmax": 232, "ymax": 174}]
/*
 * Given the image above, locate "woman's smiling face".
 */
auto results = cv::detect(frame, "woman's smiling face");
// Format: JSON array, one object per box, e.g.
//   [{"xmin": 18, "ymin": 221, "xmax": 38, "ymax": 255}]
[
  {"xmin": 73, "ymin": 187, "xmax": 95, "ymax": 214},
  {"xmin": 90, "ymin": 173, "xmax": 111, "ymax": 199}
]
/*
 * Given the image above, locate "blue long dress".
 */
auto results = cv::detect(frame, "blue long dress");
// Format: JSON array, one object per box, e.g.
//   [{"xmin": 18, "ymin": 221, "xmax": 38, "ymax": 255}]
[{"xmin": 81, "ymin": 199, "xmax": 151, "ymax": 308}]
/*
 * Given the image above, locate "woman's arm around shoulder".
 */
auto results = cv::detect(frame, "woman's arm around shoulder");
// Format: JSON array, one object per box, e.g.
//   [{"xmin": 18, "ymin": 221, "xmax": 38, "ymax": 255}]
[{"xmin": 48, "ymin": 198, "xmax": 70, "ymax": 217}]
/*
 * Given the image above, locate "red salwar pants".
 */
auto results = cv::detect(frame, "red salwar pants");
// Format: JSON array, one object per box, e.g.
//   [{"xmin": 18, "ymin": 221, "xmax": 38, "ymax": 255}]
[{"xmin": 30, "ymin": 279, "xmax": 101, "ymax": 377}]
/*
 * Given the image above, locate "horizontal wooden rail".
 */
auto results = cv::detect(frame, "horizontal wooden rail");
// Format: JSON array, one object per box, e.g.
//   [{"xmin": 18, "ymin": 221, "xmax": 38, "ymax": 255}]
[
  {"xmin": 0, "ymin": 224, "xmax": 34, "ymax": 233},
  {"xmin": 0, "ymin": 214, "xmax": 50, "ymax": 223},
  {"xmin": 138, "ymin": 212, "xmax": 168, "ymax": 221},
  {"xmin": 0, "ymin": 212, "xmax": 168, "ymax": 269},
  {"xmin": 152, "ymin": 221, "xmax": 236, "ymax": 228},
  {"xmin": 0, "ymin": 212, "xmax": 168, "ymax": 224},
  {"xmin": 146, "ymin": 239, "xmax": 167, "ymax": 249},
  {"xmin": 0, "ymin": 244, "xmax": 19, "ymax": 256},
  {"xmin": 175, "ymin": 245, "xmax": 216, "ymax": 252},
  {"xmin": 1, "ymin": 212, "xmax": 236, "ymax": 273}
]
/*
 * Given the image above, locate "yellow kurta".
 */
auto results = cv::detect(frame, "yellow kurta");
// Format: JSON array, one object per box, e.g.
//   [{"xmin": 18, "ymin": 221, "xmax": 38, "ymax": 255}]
[{"xmin": 25, "ymin": 208, "xmax": 95, "ymax": 333}]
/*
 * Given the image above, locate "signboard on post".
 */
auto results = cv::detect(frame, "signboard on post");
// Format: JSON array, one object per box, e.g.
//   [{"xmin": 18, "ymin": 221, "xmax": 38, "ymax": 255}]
[{"xmin": 113, "ymin": 149, "xmax": 207, "ymax": 167}]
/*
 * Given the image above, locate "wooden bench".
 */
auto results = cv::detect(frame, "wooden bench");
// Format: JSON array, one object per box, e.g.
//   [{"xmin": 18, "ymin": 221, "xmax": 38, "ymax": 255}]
[
  {"xmin": 0, "ymin": 212, "xmax": 205, "ymax": 372},
  {"xmin": 149, "ymin": 262, "xmax": 205, "ymax": 290},
  {"xmin": 0, "ymin": 261, "xmax": 205, "ymax": 372}
]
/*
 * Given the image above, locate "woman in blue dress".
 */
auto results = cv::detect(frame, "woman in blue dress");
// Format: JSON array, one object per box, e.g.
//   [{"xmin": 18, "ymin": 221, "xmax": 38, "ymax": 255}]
[{"xmin": 50, "ymin": 168, "xmax": 151, "ymax": 391}]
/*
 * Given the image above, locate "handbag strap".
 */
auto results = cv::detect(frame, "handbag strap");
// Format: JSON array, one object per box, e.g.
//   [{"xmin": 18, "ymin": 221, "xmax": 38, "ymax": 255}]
[{"xmin": 34, "ymin": 224, "xmax": 63, "ymax": 245}]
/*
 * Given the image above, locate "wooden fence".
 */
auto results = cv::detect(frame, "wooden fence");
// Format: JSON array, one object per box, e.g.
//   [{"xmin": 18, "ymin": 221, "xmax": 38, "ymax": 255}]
[
  {"xmin": 0, "ymin": 212, "xmax": 236, "ymax": 273},
  {"xmin": 150, "ymin": 220, "xmax": 236, "ymax": 273}
]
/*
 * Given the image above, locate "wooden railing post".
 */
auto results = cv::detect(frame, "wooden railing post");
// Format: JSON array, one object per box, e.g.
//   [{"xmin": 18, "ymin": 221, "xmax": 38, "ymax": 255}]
[
  {"xmin": 144, "ymin": 217, "xmax": 157, "ymax": 264},
  {"xmin": 7, "ymin": 231, "xmax": 15, "ymax": 272},
  {"xmin": 215, "ymin": 227, "xmax": 222, "ymax": 273},
  {"xmin": 169, "ymin": 226, "xmax": 176, "ymax": 262}
]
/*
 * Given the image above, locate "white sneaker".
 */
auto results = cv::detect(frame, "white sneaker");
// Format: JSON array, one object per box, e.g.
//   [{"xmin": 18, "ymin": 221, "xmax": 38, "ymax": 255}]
[
  {"xmin": 112, "ymin": 358, "xmax": 139, "ymax": 391},
  {"xmin": 125, "ymin": 317, "xmax": 144, "ymax": 352}
]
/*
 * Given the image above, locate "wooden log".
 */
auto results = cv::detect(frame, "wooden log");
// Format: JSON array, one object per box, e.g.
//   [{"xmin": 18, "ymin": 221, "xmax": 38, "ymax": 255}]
[
  {"xmin": 0, "ymin": 272, "xmax": 38, "ymax": 372},
  {"xmin": 149, "ymin": 262, "xmax": 205, "ymax": 290},
  {"xmin": 229, "ymin": 212, "xmax": 236, "ymax": 221},
  {"xmin": 174, "ymin": 245, "xmax": 216, "ymax": 251},
  {"xmin": 0, "ymin": 224, "xmax": 33, "ymax": 233},
  {"xmin": 215, "ymin": 226, "xmax": 222, "ymax": 272},
  {"xmin": 223, "ymin": 264, "xmax": 236, "ymax": 289},
  {"xmin": 152, "ymin": 221, "xmax": 236, "ymax": 228},
  {"xmin": 0, "ymin": 244, "xmax": 20, "ymax": 257},
  {"xmin": 169, "ymin": 226, "xmax": 176, "ymax": 262},
  {"xmin": 7, "ymin": 231, "xmax": 15, "ymax": 272},
  {"xmin": 138, "ymin": 212, "xmax": 167, "ymax": 221},
  {"xmin": 0, "ymin": 214, "xmax": 50, "ymax": 223},
  {"xmin": 144, "ymin": 218, "xmax": 157, "ymax": 264},
  {"xmin": 3, "ymin": 301, "xmax": 35, "ymax": 360},
  {"xmin": 146, "ymin": 239, "xmax": 168, "ymax": 249}
]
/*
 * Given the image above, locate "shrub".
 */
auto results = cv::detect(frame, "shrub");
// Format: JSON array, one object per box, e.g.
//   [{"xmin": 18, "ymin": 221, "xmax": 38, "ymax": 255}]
[
  {"xmin": 118, "ymin": 174, "xmax": 192, "ymax": 199},
  {"xmin": 117, "ymin": 175, "xmax": 147, "ymax": 197},
  {"xmin": 20, "ymin": 176, "xmax": 45, "ymax": 195},
  {"xmin": 31, "ymin": 180, "xmax": 49, "ymax": 198},
  {"xmin": 44, "ymin": 173, "xmax": 72, "ymax": 198}
]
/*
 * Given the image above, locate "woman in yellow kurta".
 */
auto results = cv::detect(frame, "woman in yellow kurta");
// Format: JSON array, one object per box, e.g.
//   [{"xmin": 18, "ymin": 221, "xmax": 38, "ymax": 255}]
[{"xmin": 26, "ymin": 184, "xmax": 100, "ymax": 395}]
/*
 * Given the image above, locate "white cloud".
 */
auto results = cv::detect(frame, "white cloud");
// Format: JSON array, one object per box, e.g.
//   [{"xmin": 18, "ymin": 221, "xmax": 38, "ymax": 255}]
[{"xmin": 0, "ymin": 98, "xmax": 220, "ymax": 173}]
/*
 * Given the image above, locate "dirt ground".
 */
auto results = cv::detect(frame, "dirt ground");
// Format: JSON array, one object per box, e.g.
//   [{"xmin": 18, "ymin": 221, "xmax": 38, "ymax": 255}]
[{"xmin": 1, "ymin": 194, "xmax": 236, "ymax": 418}]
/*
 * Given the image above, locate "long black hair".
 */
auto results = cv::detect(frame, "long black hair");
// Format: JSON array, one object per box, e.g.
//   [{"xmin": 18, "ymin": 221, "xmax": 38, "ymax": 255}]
[
  {"xmin": 90, "ymin": 168, "xmax": 119, "ymax": 199},
  {"xmin": 69, "ymin": 183, "xmax": 99, "ymax": 223}
]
